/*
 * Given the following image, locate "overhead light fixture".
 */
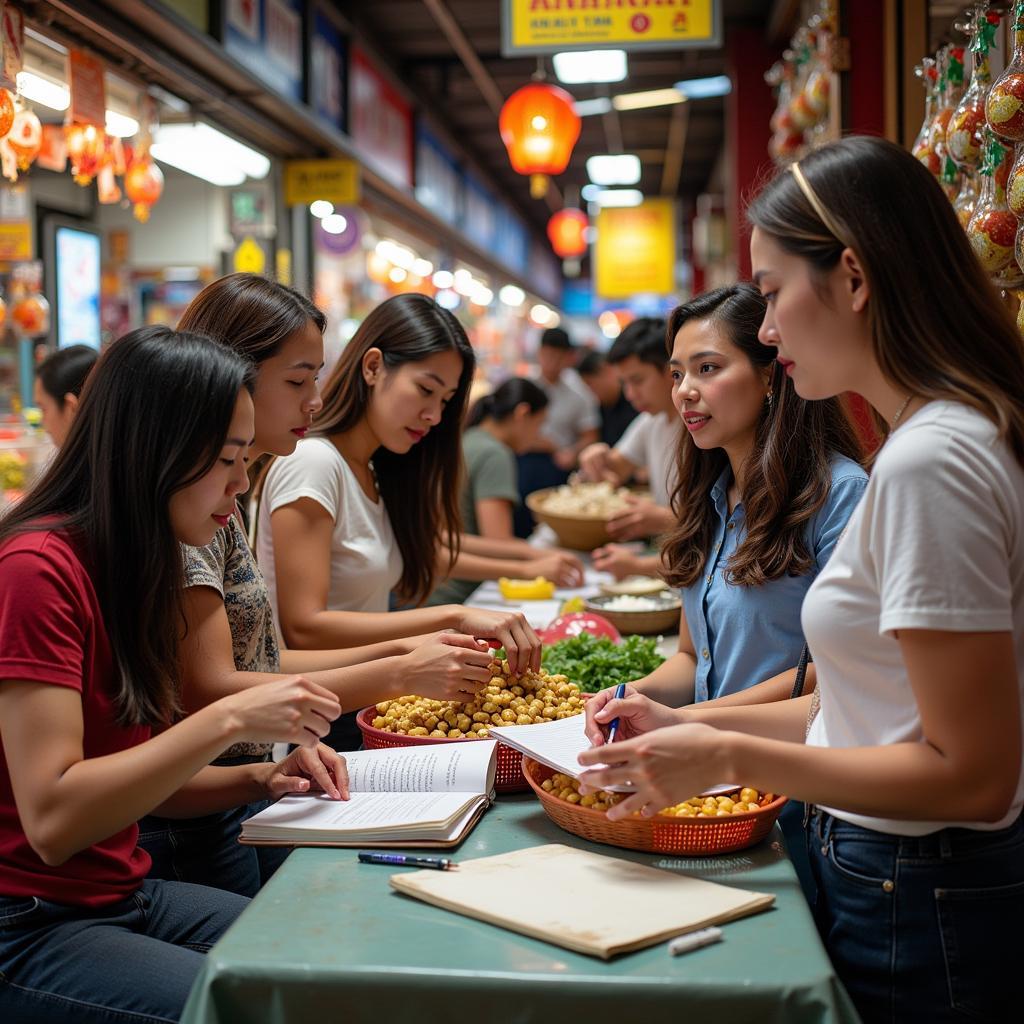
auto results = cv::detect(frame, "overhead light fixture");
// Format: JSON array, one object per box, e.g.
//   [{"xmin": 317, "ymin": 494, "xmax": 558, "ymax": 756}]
[
  {"xmin": 453, "ymin": 269, "xmax": 475, "ymax": 297},
  {"xmin": 432, "ymin": 269, "xmax": 454, "ymax": 289},
  {"xmin": 470, "ymin": 283, "xmax": 494, "ymax": 306},
  {"xmin": 553, "ymin": 49, "xmax": 627, "ymax": 85},
  {"xmin": 152, "ymin": 123, "xmax": 271, "ymax": 186},
  {"xmin": 530, "ymin": 303, "xmax": 554, "ymax": 326},
  {"xmin": 595, "ymin": 189, "xmax": 643, "ymax": 207},
  {"xmin": 436, "ymin": 289, "xmax": 460, "ymax": 310},
  {"xmin": 586, "ymin": 153, "xmax": 641, "ymax": 186},
  {"xmin": 499, "ymin": 284, "xmax": 525, "ymax": 307},
  {"xmin": 574, "ymin": 98, "xmax": 612, "ymax": 117},
  {"xmin": 104, "ymin": 110, "xmax": 139, "ymax": 138},
  {"xmin": 674, "ymin": 75, "xmax": 732, "ymax": 100},
  {"xmin": 321, "ymin": 213, "xmax": 348, "ymax": 234},
  {"xmin": 310, "ymin": 200, "xmax": 334, "ymax": 218},
  {"xmin": 412, "ymin": 258, "xmax": 434, "ymax": 278},
  {"xmin": 612, "ymin": 88, "xmax": 685, "ymax": 112},
  {"xmin": 581, "ymin": 183, "xmax": 602, "ymax": 202},
  {"xmin": 389, "ymin": 266, "xmax": 408, "ymax": 283},
  {"xmin": 16, "ymin": 70, "xmax": 69, "ymax": 110}
]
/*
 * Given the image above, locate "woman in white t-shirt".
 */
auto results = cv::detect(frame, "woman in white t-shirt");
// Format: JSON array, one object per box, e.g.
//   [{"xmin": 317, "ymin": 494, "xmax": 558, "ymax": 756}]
[
  {"xmin": 257, "ymin": 295, "xmax": 542, "ymax": 746},
  {"xmin": 578, "ymin": 136, "xmax": 1024, "ymax": 1022}
]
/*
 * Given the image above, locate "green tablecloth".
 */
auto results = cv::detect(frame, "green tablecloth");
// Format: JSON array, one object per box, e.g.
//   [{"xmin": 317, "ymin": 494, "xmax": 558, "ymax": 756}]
[{"xmin": 182, "ymin": 796, "xmax": 859, "ymax": 1024}]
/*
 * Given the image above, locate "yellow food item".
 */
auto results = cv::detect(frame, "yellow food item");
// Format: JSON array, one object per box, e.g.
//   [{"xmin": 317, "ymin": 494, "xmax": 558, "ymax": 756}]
[
  {"xmin": 544, "ymin": 773, "xmax": 775, "ymax": 817},
  {"xmin": 560, "ymin": 596, "xmax": 585, "ymax": 614},
  {"xmin": 372, "ymin": 659, "xmax": 583, "ymax": 739},
  {"xmin": 498, "ymin": 576, "xmax": 556, "ymax": 600}
]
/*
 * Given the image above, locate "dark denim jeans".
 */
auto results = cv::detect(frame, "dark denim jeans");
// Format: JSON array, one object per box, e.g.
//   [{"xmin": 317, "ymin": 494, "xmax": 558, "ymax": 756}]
[
  {"xmin": 138, "ymin": 754, "xmax": 290, "ymax": 898},
  {"xmin": 0, "ymin": 878, "xmax": 247, "ymax": 1023},
  {"xmin": 806, "ymin": 806, "xmax": 1024, "ymax": 1023}
]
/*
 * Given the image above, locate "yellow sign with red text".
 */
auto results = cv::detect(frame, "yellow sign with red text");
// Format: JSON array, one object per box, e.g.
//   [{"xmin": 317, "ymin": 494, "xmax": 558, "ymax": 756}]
[
  {"xmin": 502, "ymin": 0, "xmax": 720, "ymax": 55},
  {"xmin": 595, "ymin": 199, "xmax": 676, "ymax": 299}
]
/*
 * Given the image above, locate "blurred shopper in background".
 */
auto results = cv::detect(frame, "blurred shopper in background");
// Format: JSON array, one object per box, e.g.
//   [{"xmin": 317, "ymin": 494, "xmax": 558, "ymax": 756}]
[
  {"xmin": 33, "ymin": 345, "xmax": 98, "ymax": 448},
  {"xmin": 577, "ymin": 349, "xmax": 638, "ymax": 448}
]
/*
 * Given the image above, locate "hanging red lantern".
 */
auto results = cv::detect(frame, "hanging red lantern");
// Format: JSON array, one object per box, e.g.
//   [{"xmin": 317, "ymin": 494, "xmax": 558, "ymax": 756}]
[
  {"xmin": 547, "ymin": 207, "xmax": 588, "ymax": 258},
  {"xmin": 499, "ymin": 82, "xmax": 581, "ymax": 198},
  {"xmin": 124, "ymin": 153, "xmax": 164, "ymax": 222},
  {"xmin": 0, "ymin": 90, "xmax": 14, "ymax": 139}
]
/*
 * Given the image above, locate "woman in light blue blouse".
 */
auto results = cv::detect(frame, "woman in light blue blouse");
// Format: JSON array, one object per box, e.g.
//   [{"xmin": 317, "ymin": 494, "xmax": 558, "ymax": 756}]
[{"xmin": 627, "ymin": 283, "xmax": 867, "ymax": 708}]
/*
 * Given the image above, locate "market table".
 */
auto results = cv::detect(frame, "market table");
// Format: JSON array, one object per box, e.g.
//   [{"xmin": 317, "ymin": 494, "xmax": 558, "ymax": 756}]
[{"xmin": 182, "ymin": 795, "xmax": 860, "ymax": 1024}]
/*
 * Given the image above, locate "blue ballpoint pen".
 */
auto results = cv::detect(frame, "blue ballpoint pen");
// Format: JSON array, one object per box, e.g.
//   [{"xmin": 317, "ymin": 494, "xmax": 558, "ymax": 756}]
[
  {"xmin": 605, "ymin": 683, "xmax": 627, "ymax": 744},
  {"xmin": 357, "ymin": 852, "xmax": 457, "ymax": 871}
]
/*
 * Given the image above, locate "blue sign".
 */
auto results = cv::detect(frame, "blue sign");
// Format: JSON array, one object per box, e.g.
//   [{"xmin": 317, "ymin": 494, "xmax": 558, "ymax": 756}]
[
  {"xmin": 223, "ymin": 0, "xmax": 303, "ymax": 102},
  {"xmin": 493, "ymin": 204, "xmax": 529, "ymax": 275},
  {"xmin": 415, "ymin": 126, "xmax": 462, "ymax": 226},
  {"xmin": 311, "ymin": 8, "xmax": 345, "ymax": 131},
  {"xmin": 460, "ymin": 172, "xmax": 498, "ymax": 252}
]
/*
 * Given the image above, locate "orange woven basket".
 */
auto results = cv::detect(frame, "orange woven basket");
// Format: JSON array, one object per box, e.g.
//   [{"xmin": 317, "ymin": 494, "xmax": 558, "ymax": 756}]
[
  {"xmin": 523, "ymin": 758, "xmax": 787, "ymax": 855},
  {"xmin": 356, "ymin": 707, "xmax": 532, "ymax": 792}
]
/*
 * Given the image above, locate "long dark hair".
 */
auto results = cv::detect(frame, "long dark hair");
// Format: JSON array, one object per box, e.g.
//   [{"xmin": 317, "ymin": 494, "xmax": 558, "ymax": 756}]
[
  {"xmin": 37, "ymin": 344, "xmax": 98, "ymax": 405},
  {"xmin": 466, "ymin": 377, "xmax": 548, "ymax": 428},
  {"xmin": 661, "ymin": 284, "xmax": 863, "ymax": 588},
  {"xmin": 178, "ymin": 272, "xmax": 326, "ymax": 362},
  {"xmin": 747, "ymin": 135, "xmax": 1024, "ymax": 465},
  {"xmin": 314, "ymin": 293, "xmax": 475, "ymax": 604},
  {"xmin": 0, "ymin": 327, "xmax": 254, "ymax": 726}
]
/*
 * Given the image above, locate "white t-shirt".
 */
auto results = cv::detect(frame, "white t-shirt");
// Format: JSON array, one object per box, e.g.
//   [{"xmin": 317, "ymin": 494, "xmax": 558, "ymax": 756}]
[
  {"xmin": 536, "ymin": 368, "xmax": 600, "ymax": 450},
  {"xmin": 257, "ymin": 437, "xmax": 404, "ymax": 633},
  {"xmin": 614, "ymin": 410, "xmax": 682, "ymax": 508},
  {"xmin": 803, "ymin": 400, "xmax": 1024, "ymax": 835}
]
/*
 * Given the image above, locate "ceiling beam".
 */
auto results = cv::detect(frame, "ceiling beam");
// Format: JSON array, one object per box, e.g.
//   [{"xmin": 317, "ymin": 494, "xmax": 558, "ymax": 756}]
[{"xmin": 660, "ymin": 102, "xmax": 689, "ymax": 196}]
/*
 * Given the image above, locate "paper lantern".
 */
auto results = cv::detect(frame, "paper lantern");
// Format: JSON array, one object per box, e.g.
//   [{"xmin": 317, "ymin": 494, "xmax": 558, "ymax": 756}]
[
  {"xmin": 65, "ymin": 123, "xmax": 105, "ymax": 186},
  {"xmin": 124, "ymin": 156, "xmax": 164, "ymax": 222},
  {"xmin": 547, "ymin": 207, "xmax": 588, "ymax": 258},
  {"xmin": 0, "ymin": 90, "xmax": 14, "ymax": 139},
  {"xmin": 7, "ymin": 107, "xmax": 41, "ymax": 170},
  {"xmin": 499, "ymin": 82, "xmax": 581, "ymax": 198}
]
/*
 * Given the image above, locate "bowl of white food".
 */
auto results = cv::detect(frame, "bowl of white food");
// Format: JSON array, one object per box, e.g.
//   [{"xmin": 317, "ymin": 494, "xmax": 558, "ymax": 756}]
[{"xmin": 583, "ymin": 592, "xmax": 681, "ymax": 636}]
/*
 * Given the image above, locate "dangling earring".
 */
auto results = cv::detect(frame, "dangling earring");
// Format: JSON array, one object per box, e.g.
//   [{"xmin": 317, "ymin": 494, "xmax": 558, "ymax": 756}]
[{"xmin": 765, "ymin": 389, "xmax": 774, "ymax": 407}]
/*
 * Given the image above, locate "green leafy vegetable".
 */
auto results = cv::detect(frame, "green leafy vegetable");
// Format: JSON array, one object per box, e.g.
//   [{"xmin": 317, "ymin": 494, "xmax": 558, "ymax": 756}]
[{"xmin": 541, "ymin": 633, "xmax": 665, "ymax": 693}]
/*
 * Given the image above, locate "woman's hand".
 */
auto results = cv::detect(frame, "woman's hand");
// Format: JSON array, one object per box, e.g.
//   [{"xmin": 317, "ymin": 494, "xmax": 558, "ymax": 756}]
[
  {"xmin": 526, "ymin": 550, "xmax": 585, "ymax": 588},
  {"xmin": 591, "ymin": 543, "xmax": 643, "ymax": 580},
  {"xmin": 577, "ymin": 722, "xmax": 728, "ymax": 821},
  {"xmin": 399, "ymin": 633, "xmax": 494, "ymax": 701},
  {"xmin": 264, "ymin": 743, "xmax": 350, "ymax": 801},
  {"xmin": 607, "ymin": 497, "xmax": 676, "ymax": 542},
  {"xmin": 583, "ymin": 685, "xmax": 680, "ymax": 747},
  {"xmin": 220, "ymin": 676, "xmax": 341, "ymax": 748},
  {"xmin": 455, "ymin": 607, "xmax": 542, "ymax": 674}
]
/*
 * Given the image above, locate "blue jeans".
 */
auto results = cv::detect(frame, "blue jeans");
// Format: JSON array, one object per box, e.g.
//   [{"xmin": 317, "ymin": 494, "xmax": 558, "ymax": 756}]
[
  {"xmin": 138, "ymin": 754, "xmax": 290, "ymax": 898},
  {"xmin": 0, "ymin": 878, "xmax": 247, "ymax": 1023},
  {"xmin": 806, "ymin": 807, "xmax": 1024, "ymax": 1023}
]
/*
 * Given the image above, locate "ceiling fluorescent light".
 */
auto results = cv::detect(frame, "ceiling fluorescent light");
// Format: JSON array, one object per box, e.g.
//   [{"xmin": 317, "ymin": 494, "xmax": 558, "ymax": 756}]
[
  {"xmin": 612, "ymin": 88, "xmax": 685, "ymax": 112},
  {"xmin": 153, "ymin": 124, "xmax": 270, "ymax": 185},
  {"xmin": 674, "ymin": 75, "xmax": 732, "ymax": 100},
  {"xmin": 151, "ymin": 141, "xmax": 246, "ymax": 187},
  {"xmin": 587, "ymin": 154, "xmax": 641, "ymax": 186},
  {"xmin": 596, "ymin": 189, "xmax": 643, "ymax": 207},
  {"xmin": 105, "ymin": 110, "xmax": 139, "ymax": 138},
  {"xmin": 553, "ymin": 49, "xmax": 627, "ymax": 85},
  {"xmin": 581, "ymin": 183, "xmax": 602, "ymax": 202},
  {"xmin": 16, "ymin": 70, "xmax": 69, "ymax": 110},
  {"xmin": 574, "ymin": 97, "xmax": 613, "ymax": 117}
]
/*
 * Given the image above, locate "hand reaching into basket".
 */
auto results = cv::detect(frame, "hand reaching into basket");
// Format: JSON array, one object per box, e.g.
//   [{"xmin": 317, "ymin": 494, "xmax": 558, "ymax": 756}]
[
  {"xmin": 453, "ymin": 607, "xmax": 542, "ymax": 674},
  {"xmin": 576, "ymin": 721, "xmax": 726, "ymax": 821},
  {"xmin": 399, "ymin": 633, "xmax": 494, "ymax": 703},
  {"xmin": 584, "ymin": 684, "xmax": 680, "ymax": 747}
]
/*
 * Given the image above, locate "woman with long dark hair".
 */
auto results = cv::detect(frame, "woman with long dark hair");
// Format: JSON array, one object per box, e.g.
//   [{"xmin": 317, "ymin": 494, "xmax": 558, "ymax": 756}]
[
  {"xmin": 430, "ymin": 377, "xmax": 582, "ymax": 606},
  {"xmin": 34, "ymin": 343, "xmax": 98, "ymax": 446},
  {"xmin": 580, "ymin": 136, "xmax": 1024, "ymax": 1023},
  {"xmin": 139, "ymin": 275, "xmax": 498, "ymax": 896},
  {"xmin": 0, "ymin": 327, "xmax": 344, "ymax": 1023},
  {"xmin": 257, "ymin": 293, "xmax": 542, "ymax": 676}
]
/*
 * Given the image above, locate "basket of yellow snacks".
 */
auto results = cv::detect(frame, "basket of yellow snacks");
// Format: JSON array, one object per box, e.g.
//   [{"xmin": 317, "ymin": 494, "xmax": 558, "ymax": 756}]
[
  {"xmin": 523, "ymin": 759, "xmax": 787, "ymax": 855},
  {"xmin": 357, "ymin": 658, "xmax": 586, "ymax": 793}
]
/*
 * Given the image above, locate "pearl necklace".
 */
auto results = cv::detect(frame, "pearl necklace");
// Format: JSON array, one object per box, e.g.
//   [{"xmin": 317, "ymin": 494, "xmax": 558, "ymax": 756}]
[{"xmin": 890, "ymin": 395, "xmax": 912, "ymax": 430}]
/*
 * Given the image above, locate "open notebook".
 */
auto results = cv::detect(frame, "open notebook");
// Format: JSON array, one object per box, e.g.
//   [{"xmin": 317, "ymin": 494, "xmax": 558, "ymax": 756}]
[
  {"xmin": 391, "ymin": 844, "xmax": 775, "ymax": 958},
  {"xmin": 489, "ymin": 715, "xmax": 736, "ymax": 795},
  {"xmin": 240, "ymin": 741, "xmax": 496, "ymax": 848}
]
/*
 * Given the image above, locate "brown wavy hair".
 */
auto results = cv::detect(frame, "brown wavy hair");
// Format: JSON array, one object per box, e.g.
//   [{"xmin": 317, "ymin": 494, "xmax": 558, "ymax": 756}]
[
  {"xmin": 313, "ymin": 293, "xmax": 475, "ymax": 604},
  {"xmin": 747, "ymin": 135, "xmax": 1024, "ymax": 465},
  {"xmin": 661, "ymin": 284, "xmax": 863, "ymax": 588}
]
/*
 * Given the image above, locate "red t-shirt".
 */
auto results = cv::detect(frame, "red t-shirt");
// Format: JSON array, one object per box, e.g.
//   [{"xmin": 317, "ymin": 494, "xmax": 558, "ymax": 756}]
[{"xmin": 0, "ymin": 528, "xmax": 152, "ymax": 906}]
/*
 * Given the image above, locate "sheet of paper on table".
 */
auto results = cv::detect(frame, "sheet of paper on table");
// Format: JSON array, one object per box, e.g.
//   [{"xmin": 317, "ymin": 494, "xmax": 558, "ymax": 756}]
[{"xmin": 390, "ymin": 843, "xmax": 775, "ymax": 959}]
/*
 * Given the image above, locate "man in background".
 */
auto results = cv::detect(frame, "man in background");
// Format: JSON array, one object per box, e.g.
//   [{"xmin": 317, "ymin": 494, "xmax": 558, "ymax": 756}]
[{"xmin": 577, "ymin": 350, "xmax": 638, "ymax": 448}]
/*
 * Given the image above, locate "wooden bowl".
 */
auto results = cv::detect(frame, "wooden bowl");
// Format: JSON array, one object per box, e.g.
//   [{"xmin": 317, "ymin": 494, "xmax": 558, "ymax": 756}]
[
  {"xmin": 525, "ymin": 488, "xmax": 613, "ymax": 551},
  {"xmin": 583, "ymin": 593, "xmax": 681, "ymax": 635}
]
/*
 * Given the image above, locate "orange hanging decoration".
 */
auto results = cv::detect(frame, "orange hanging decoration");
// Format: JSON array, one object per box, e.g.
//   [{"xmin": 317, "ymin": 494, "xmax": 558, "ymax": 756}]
[
  {"xmin": 499, "ymin": 82, "xmax": 581, "ymax": 198},
  {"xmin": 2, "ymin": 105, "xmax": 42, "ymax": 180},
  {"xmin": 11, "ymin": 293, "xmax": 50, "ymax": 337},
  {"xmin": 547, "ymin": 208, "xmax": 588, "ymax": 258},
  {"xmin": 65, "ymin": 123, "xmax": 106, "ymax": 186},
  {"xmin": 0, "ymin": 90, "xmax": 15, "ymax": 139},
  {"xmin": 124, "ymin": 152, "xmax": 164, "ymax": 222}
]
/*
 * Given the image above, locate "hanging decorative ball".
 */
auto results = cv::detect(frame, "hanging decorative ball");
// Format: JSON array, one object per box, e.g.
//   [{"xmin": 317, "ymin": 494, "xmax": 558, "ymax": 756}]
[
  {"xmin": 124, "ymin": 155, "xmax": 164, "ymax": 222},
  {"xmin": 499, "ymin": 82, "xmax": 581, "ymax": 198},
  {"xmin": 65, "ymin": 123, "xmax": 106, "ymax": 186},
  {"xmin": 6, "ymin": 106, "xmax": 42, "ymax": 171},
  {"xmin": 547, "ymin": 208, "xmax": 589, "ymax": 259},
  {"xmin": 10, "ymin": 293, "xmax": 50, "ymax": 337},
  {"xmin": 0, "ymin": 90, "xmax": 15, "ymax": 139}
]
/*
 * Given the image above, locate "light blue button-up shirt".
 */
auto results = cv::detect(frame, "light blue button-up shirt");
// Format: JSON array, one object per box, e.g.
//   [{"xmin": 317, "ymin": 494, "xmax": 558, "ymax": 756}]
[{"xmin": 683, "ymin": 455, "xmax": 868, "ymax": 702}]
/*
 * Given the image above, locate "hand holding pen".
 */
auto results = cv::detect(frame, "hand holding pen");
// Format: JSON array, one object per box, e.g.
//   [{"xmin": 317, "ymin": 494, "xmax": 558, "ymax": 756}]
[{"xmin": 582, "ymin": 682, "xmax": 679, "ymax": 748}]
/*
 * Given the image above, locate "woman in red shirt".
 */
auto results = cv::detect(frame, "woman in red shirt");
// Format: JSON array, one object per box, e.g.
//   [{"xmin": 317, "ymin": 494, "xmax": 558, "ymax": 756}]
[{"xmin": 0, "ymin": 326, "xmax": 345, "ymax": 1023}]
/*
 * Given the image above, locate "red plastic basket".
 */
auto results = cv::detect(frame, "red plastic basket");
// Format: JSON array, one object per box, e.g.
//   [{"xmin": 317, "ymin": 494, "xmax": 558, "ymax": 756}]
[
  {"xmin": 523, "ymin": 758, "xmax": 787, "ymax": 855},
  {"xmin": 356, "ymin": 706, "xmax": 531, "ymax": 793}
]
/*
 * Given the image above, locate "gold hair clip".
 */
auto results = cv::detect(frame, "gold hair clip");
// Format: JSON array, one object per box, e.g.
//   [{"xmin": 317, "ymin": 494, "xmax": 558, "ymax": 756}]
[{"xmin": 790, "ymin": 162, "xmax": 847, "ymax": 243}]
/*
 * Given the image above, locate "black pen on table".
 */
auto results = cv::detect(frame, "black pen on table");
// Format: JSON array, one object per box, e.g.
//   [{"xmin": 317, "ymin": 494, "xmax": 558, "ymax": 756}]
[
  {"xmin": 358, "ymin": 852, "xmax": 457, "ymax": 871},
  {"xmin": 605, "ymin": 683, "xmax": 627, "ymax": 744}
]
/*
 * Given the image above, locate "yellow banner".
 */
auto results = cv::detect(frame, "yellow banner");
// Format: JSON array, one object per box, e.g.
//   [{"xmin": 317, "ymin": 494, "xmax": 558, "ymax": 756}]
[
  {"xmin": 0, "ymin": 222, "xmax": 32, "ymax": 262},
  {"xmin": 502, "ymin": 0, "xmax": 719, "ymax": 54},
  {"xmin": 595, "ymin": 199, "xmax": 676, "ymax": 299},
  {"xmin": 283, "ymin": 159, "xmax": 360, "ymax": 207}
]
